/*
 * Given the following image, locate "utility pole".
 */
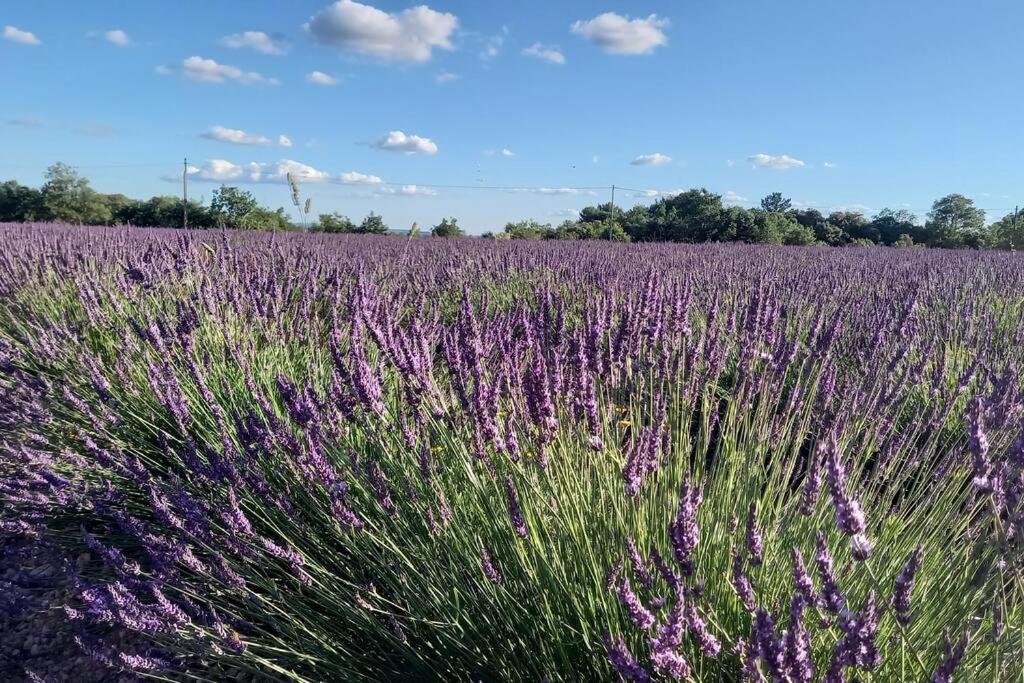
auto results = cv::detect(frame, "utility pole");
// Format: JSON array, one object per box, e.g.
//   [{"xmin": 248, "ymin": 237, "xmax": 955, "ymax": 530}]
[
  {"xmin": 609, "ymin": 184, "xmax": 616, "ymax": 241},
  {"xmin": 183, "ymin": 156, "xmax": 189, "ymax": 230}
]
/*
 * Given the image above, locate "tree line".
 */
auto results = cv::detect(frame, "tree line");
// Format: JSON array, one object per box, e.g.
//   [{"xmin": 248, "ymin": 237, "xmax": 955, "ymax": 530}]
[{"xmin": 2, "ymin": 163, "xmax": 1020, "ymax": 248}]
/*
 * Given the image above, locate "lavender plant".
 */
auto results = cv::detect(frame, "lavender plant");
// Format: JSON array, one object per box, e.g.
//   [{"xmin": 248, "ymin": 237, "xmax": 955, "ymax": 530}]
[{"xmin": 1, "ymin": 223, "xmax": 1022, "ymax": 681}]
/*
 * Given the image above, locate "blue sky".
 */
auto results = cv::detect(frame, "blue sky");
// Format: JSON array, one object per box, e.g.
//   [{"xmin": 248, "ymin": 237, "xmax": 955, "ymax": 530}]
[{"xmin": 2, "ymin": 0, "xmax": 1022, "ymax": 233}]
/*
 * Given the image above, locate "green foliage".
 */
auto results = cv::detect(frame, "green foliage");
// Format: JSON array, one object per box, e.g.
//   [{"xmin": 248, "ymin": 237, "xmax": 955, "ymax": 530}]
[
  {"xmin": 988, "ymin": 210, "xmax": 1024, "ymax": 250},
  {"xmin": 760, "ymin": 191, "xmax": 792, "ymax": 213},
  {"xmin": 924, "ymin": 194, "xmax": 987, "ymax": 248},
  {"xmin": 431, "ymin": 216, "xmax": 465, "ymax": 237},
  {"xmin": 502, "ymin": 220, "xmax": 555, "ymax": 240},
  {"xmin": 0, "ymin": 180, "xmax": 42, "ymax": 221},
  {"xmin": 39, "ymin": 162, "xmax": 112, "ymax": 224},
  {"xmin": 316, "ymin": 212, "xmax": 356, "ymax": 234},
  {"xmin": 357, "ymin": 212, "xmax": 389, "ymax": 235}
]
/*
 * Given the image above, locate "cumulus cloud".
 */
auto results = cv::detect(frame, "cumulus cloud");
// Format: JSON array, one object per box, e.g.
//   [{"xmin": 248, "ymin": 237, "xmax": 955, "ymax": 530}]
[
  {"xmin": 200, "ymin": 126, "xmax": 292, "ymax": 147},
  {"xmin": 630, "ymin": 152, "xmax": 672, "ymax": 166},
  {"xmin": 501, "ymin": 148, "xmax": 515, "ymax": 157},
  {"xmin": 221, "ymin": 31, "xmax": 288, "ymax": 55},
  {"xmin": 378, "ymin": 184, "xmax": 437, "ymax": 196},
  {"xmin": 103, "ymin": 29, "xmax": 131, "ymax": 46},
  {"xmin": 571, "ymin": 13, "xmax": 668, "ymax": 55},
  {"xmin": 522, "ymin": 43, "xmax": 565, "ymax": 65},
  {"xmin": 748, "ymin": 153, "xmax": 805, "ymax": 170},
  {"xmin": 306, "ymin": 70, "xmax": 338, "ymax": 86},
  {"xmin": 722, "ymin": 191, "xmax": 748, "ymax": 205},
  {"xmin": 823, "ymin": 161, "xmax": 836, "ymax": 169},
  {"xmin": 633, "ymin": 189, "xmax": 660, "ymax": 198},
  {"xmin": 372, "ymin": 130, "xmax": 438, "ymax": 155},
  {"xmin": 3, "ymin": 25, "xmax": 41, "ymax": 45},
  {"xmin": 179, "ymin": 56, "xmax": 278, "ymax": 85},
  {"xmin": 435, "ymin": 70, "xmax": 459, "ymax": 84},
  {"xmin": 338, "ymin": 171, "xmax": 383, "ymax": 184},
  {"xmin": 305, "ymin": 0, "xmax": 457, "ymax": 62}
]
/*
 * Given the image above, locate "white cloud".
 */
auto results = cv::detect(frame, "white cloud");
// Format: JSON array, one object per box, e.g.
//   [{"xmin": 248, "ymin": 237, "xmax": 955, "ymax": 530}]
[
  {"xmin": 221, "ymin": 31, "xmax": 288, "ymax": 56},
  {"xmin": 435, "ymin": 70, "xmax": 459, "ymax": 84},
  {"xmin": 634, "ymin": 188, "xmax": 688, "ymax": 199},
  {"xmin": 571, "ymin": 13, "xmax": 668, "ymax": 55},
  {"xmin": 180, "ymin": 56, "xmax": 277, "ymax": 85},
  {"xmin": 181, "ymin": 159, "xmax": 329, "ymax": 183},
  {"xmin": 3, "ymin": 25, "xmax": 41, "ymax": 45},
  {"xmin": 501, "ymin": 148, "xmax": 515, "ymax": 157},
  {"xmin": 338, "ymin": 171, "xmax": 383, "ymax": 184},
  {"xmin": 378, "ymin": 184, "xmax": 437, "ymax": 196},
  {"xmin": 510, "ymin": 187, "xmax": 591, "ymax": 196},
  {"xmin": 305, "ymin": 0, "xmax": 457, "ymax": 62},
  {"xmin": 631, "ymin": 152, "xmax": 672, "ymax": 166},
  {"xmin": 202, "ymin": 126, "xmax": 272, "ymax": 146},
  {"xmin": 103, "ymin": 29, "xmax": 131, "ymax": 46},
  {"xmin": 306, "ymin": 70, "xmax": 338, "ymax": 86},
  {"xmin": 748, "ymin": 153, "xmax": 805, "ymax": 170},
  {"xmin": 726, "ymin": 159, "xmax": 735, "ymax": 167},
  {"xmin": 722, "ymin": 191, "xmax": 747, "ymax": 205},
  {"xmin": 372, "ymin": 130, "xmax": 438, "ymax": 155},
  {"xmin": 522, "ymin": 43, "xmax": 565, "ymax": 65},
  {"xmin": 200, "ymin": 126, "xmax": 292, "ymax": 147},
  {"xmin": 633, "ymin": 190, "xmax": 660, "ymax": 198},
  {"xmin": 823, "ymin": 161, "xmax": 836, "ymax": 168},
  {"xmin": 551, "ymin": 208, "xmax": 579, "ymax": 218}
]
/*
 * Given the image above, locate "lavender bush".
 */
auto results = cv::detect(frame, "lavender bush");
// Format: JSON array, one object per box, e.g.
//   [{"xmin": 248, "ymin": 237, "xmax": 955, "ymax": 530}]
[{"xmin": 1, "ymin": 223, "xmax": 1022, "ymax": 681}]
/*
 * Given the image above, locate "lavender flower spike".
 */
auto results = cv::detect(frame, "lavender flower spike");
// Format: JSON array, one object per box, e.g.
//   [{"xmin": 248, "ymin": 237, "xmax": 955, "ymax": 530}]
[
  {"xmin": 504, "ymin": 475, "xmax": 528, "ymax": 538},
  {"xmin": 745, "ymin": 501, "xmax": 764, "ymax": 566},
  {"xmin": 892, "ymin": 545, "xmax": 923, "ymax": 625},
  {"xmin": 604, "ymin": 634, "xmax": 652, "ymax": 682},
  {"xmin": 618, "ymin": 576, "xmax": 655, "ymax": 630},
  {"xmin": 931, "ymin": 632, "xmax": 969, "ymax": 683},
  {"xmin": 670, "ymin": 473, "xmax": 702, "ymax": 577}
]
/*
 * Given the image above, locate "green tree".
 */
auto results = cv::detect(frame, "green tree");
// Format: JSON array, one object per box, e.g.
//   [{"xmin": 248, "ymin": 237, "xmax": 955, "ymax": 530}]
[
  {"xmin": 827, "ymin": 211, "xmax": 873, "ymax": 242},
  {"xmin": 870, "ymin": 208, "xmax": 919, "ymax": 246},
  {"xmin": 988, "ymin": 209, "xmax": 1023, "ymax": 250},
  {"xmin": 357, "ymin": 212, "xmax": 389, "ymax": 235},
  {"xmin": 210, "ymin": 186, "xmax": 260, "ymax": 227},
  {"xmin": 760, "ymin": 192, "xmax": 792, "ymax": 213},
  {"xmin": 39, "ymin": 162, "xmax": 112, "ymax": 224},
  {"xmin": 431, "ymin": 217, "xmax": 465, "ymax": 237},
  {"xmin": 503, "ymin": 220, "xmax": 553, "ymax": 240},
  {"xmin": 924, "ymin": 194, "xmax": 986, "ymax": 248},
  {"xmin": 317, "ymin": 212, "xmax": 356, "ymax": 233},
  {"xmin": 0, "ymin": 180, "xmax": 43, "ymax": 221}
]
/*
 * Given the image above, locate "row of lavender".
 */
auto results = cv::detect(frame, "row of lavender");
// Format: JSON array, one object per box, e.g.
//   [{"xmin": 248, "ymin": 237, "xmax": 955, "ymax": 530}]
[{"xmin": 1, "ymin": 224, "xmax": 1022, "ymax": 681}]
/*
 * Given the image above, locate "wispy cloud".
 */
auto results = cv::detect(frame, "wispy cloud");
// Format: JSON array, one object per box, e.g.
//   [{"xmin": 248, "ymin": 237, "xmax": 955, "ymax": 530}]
[
  {"xmin": 200, "ymin": 125, "xmax": 292, "ymax": 147},
  {"xmin": 630, "ymin": 152, "xmax": 672, "ymax": 166},
  {"xmin": 748, "ymin": 153, "xmax": 805, "ymax": 170},
  {"xmin": 522, "ymin": 43, "xmax": 565, "ymax": 65},
  {"xmin": 5, "ymin": 116, "xmax": 43, "ymax": 127},
  {"xmin": 435, "ymin": 70, "xmax": 459, "ymax": 84},
  {"xmin": 103, "ymin": 29, "xmax": 131, "ymax": 46},
  {"xmin": 221, "ymin": 31, "xmax": 288, "ymax": 55},
  {"xmin": 306, "ymin": 70, "xmax": 338, "ymax": 86},
  {"xmin": 167, "ymin": 56, "xmax": 278, "ymax": 85}
]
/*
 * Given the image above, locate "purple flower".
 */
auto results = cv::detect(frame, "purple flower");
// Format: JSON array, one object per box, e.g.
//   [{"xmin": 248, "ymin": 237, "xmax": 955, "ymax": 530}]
[
  {"xmin": 731, "ymin": 548, "xmax": 756, "ymax": 612},
  {"xmin": 892, "ymin": 545, "xmax": 923, "ymax": 625},
  {"xmin": 649, "ymin": 596, "xmax": 688, "ymax": 678},
  {"xmin": 685, "ymin": 600, "xmax": 721, "ymax": 657},
  {"xmin": 604, "ymin": 634, "xmax": 651, "ymax": 682},
  {"xmin": 784, "ymin": 594, "xmax": 814, "ymax": 682},
  {"xmin": 625, "ymin": 538, "xmax": 654, "ymax": 589},
  {"xmin": 670, "ymin": 474, "xmax": 702, "ymax": 577},
  {"xmin": 931, "ymin": 632, "xmax": 968, "ymax": 683},
  {"xmin": 505, "ymin": 475, "xmax": 528, "ymax": 538},
  {"xmin": 618, "ymin": 576, "xmax": 655, "ymax": 630},
  {"xmin": 480, "ymin": 546, "xmax": 502, "ymax": 584},
  {"xmin": 815, "ymin": 533, "xmax": 845, "ymax": 613},
  {"xmin": 791, "ymin": 547, "xmax": 817, "ymax": 604},
  {"xmin": 745, "ymin": 502, "xmax": 763, "ymax": 566},
  {"xmin": 822, "ymin": 435, "xmax": 868, "ymax": 539},
  {"xmin": 753, "ymin": 608, "xmax": 786, "ymax": 680},
  {"xmin": 967, "ymin": 398, "xmax": 993, "ymax": 491}
]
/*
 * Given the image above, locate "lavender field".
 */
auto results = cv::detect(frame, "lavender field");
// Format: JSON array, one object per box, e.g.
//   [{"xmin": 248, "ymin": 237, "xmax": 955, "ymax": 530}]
[{"xmin": 1, "ymin": 223, "xmax": 1022, "ymax": 682}]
